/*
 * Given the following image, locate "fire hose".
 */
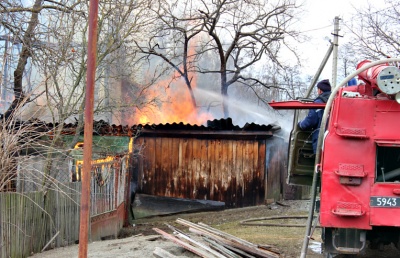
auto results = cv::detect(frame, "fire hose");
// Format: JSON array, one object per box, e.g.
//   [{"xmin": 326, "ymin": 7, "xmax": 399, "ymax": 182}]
[{"xmin": 240, "ymin": 215, "xmax": 320, "ymax": 228}]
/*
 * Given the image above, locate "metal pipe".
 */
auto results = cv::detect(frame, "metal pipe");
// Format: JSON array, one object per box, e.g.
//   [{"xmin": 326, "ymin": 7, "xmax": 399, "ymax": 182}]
[
  {"xmin": 78, "ymin": 0, "xmax": 99, "ymax": 257},
  {"xmin": 300, "ymin": 57, "xmax": 400, "ymax": 258},
  {"xmin": 377, "ymin": 168, "xmax": 400, "ymax": 182},
  {"xmin": 305, "ymin": 44, "xmax": 333, "ymax": 98}
]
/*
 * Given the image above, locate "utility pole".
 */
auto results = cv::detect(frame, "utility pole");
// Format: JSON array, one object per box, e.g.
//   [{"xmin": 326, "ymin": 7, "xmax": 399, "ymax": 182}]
[
  {"xmin": 78, "ymin": 0, "xmax": 99, "ymax": 257},
  {"xmin": 331, "ymin": 16, "xmax": 341, "ymax": 87}
]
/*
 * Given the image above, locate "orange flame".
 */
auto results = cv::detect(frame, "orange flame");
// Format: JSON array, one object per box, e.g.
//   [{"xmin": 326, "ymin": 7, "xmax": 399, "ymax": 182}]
[
  {"xmin": 132, "ymin": 77, "xmax": 213, "ymax": 125},
  {"xmin": 131, "ymin": 38, "xmax": 213, "ymax": 125}
]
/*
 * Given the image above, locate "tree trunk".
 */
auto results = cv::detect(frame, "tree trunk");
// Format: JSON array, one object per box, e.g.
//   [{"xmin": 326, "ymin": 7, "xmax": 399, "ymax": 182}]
[
  {"xmin": 4, "ymin": 0, "xmax": 42, "ymax": 119},
  {"xmin": 183, "ymin": 75, "xmax": 197, "ymax": 109},
  {"xmin": 221, "ymin": 70, "xmax": 229, "ymax": 118}
]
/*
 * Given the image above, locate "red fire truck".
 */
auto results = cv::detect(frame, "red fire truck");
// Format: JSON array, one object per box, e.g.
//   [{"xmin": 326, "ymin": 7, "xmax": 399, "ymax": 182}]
[{"xmin": 270, "ymin": 58, "xmax": 400, "ymax": 257}]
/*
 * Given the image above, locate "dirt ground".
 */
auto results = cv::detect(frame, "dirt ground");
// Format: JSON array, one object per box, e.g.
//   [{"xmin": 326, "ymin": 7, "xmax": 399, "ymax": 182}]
[{"xmin": 30, "ymin": 200, "xmax": 400, "ymax": 258}]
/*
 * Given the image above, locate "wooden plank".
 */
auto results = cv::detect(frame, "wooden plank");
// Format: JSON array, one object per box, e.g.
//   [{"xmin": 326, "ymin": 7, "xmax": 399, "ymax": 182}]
[
  {"xmin": 234, "ymin": 140, "xmax": 244, "ymax": 207},
  {"xmin": 7, "ymin": 193, "xmax": 11, "ymax": 256},
  {"xmin": 208, "ymin": 139, "xmax": 216, "ymax": 200},
  {"xmin": 0, "ymin": 194, "xmax": 4, "ymax": 258},
  {"xmin": 250, "ymin": 141, "xmax": 257, "ymax": 206},
  {"xmin": 184, "ymin": 138, "xmax": 193, "ymax": 199},
  {"xmin": 142, "ymin": 137, "xmax": 156, "ymax": 194},
  {"xmin": 69, "ymin": 182, "xmax": 82, "ymax": 246},
  {"xmin": 134, "ymin": 137, "xmax": 143, "ymax": 189},
  {"xmin": 198, "ymin": 138, "xmax": 208, "ymax": 200},
  {"xmin": 39, "ymin": 191, "xmax": 48, "ymax": 250},
  {"xmin": 153, "ymin": 227, "xmax": 218, "ymax": 258},
  {"xmin": 53, "ymin": 182, "xmax": 81, "ymax": 247},
  {"xmin": 203, "ymin": 237, "xmax": 243, "ymax": 258},
  {"xmin": 267, "ymin": 140, "xmax": 281, "ymax": 201},
  {"xmin": 147, "ymin": 137, "xmax": 159, "ymax": 196},
  {"xmin": 242, "ymin": 141, "xmax": 252, "ymax": 206},
  {"xmin": 171, "ymin": 137, "xmax": 179, "ymax": 197},
  {"xmin": 160, "ymin": 137, "xmax": 171, "ymax": 196},
  {"xmin": 10, "ymin": 193, "xmax": 16, "ymax": 257},
  {"xmin": 188, "ymin": 226, "xmax": 273, "ymax": 258},
  {"xmin": 42, "ymin": 231, "xmax": 60, "ymax": 252},
  {"xmin": 176, "ymin": 219, "xmax": 280, "ymax": 258},
  {"xmin": 181, "ymin": 138, "xmax": 190, "ymax": 198},
  {"xmin": 215, "ymin": 139, "xmax": 222, "ymax": 201},
  {"xmin": 177, "ymin": 138, "xmax": 185, "ymax": 197},
  {"xmin": 226, "ymin": 140, "xmax": 234, "ymax": 207},
  {"xmin": 252, "ymin": 141, "xmax": 262, "ymax": 205},
  {"xmin": 0, "ymin": 194, "xmax": 3, "ymax": 258},
  {"xmin": 197, "ymin": 221, "xmax": 256, "ymax": 247},
  {"xmin": 24, "ymin": 193, "xmax": 33, "ymax": 255},
  {"xmin": 258, "ymin": 140, "xmax": 266, "ymax": 205},
  {"xmin": 166, "ymin": 224, "xmax": 227, "ymax": 258},
  {"xmin": 114, "ymin": 159, "xmax": 120, "ymax": 209},
  {"xmin": 192, "ymin": 138, "xmax": 201, "ymax": 199},
  {"xmin": 221, "ymin": 139, "xmax": 228, "ymax": 204},
  {"xmin": 216, "ymin": 241, "xmax": 256, "ymax": 258},
  {"xmin": 73, "ymin": 183, "xmax": 81, "ymax": 243},
  {"xmin": 154, "ymin": 137, "xmax": 163, "ymax": 196},
  {"xmin": 17, "ymin": 193, "xmax": 21, "ymax": 256}
]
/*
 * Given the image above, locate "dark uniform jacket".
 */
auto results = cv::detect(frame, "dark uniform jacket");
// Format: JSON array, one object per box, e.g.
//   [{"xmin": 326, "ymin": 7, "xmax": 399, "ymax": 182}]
[{"xmin": 298, "ymin": 91, "xmax": 331, "ymax": 153}]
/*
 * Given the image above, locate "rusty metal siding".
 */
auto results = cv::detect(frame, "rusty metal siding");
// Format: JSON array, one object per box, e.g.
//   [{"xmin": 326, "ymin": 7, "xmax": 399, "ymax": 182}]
[{"xmin": 135, "ymin": 136, "xmax": 270, "ymax": 208}]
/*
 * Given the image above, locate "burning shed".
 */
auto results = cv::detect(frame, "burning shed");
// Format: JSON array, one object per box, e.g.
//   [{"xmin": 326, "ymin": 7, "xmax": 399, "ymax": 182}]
[{"xmin": 131, "ymin": 118, "xmax": 288, "ymax": 218}]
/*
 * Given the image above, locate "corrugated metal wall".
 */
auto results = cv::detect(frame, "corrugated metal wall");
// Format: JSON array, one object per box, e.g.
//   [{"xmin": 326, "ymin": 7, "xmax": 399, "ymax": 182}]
[{"xmin": 133, "ymin": 129, "xmax": 284, "ymax": 208}]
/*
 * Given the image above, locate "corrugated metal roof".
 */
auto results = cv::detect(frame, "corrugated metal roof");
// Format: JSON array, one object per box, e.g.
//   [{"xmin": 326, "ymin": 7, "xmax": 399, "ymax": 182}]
[
  {"xmin": 138, "ymin": 117, "xmax": 281, "ymax": 132},
  {"xmin": 135, "ymin": 118, "xmax": 280, "ymax": 140},
  {"xmin": 21, "ymin": 117, "xmax": 280, "ymax": 137}
]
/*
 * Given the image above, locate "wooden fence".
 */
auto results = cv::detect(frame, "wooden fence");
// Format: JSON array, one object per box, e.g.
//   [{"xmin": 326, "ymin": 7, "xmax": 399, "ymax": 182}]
[
  {"xmin": 0, "ymin": 155, "xmax": 128, "ymax": 258},
  {"xmin": 0, "ymin": 184, "xmax": 80, "ymax": 257}
]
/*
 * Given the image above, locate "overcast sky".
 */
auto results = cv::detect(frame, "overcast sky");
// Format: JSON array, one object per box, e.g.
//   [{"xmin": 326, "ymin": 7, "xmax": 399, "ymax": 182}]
[{"xmin": 296, "ymin": 0, "xmax": 382, "ymax": 81}]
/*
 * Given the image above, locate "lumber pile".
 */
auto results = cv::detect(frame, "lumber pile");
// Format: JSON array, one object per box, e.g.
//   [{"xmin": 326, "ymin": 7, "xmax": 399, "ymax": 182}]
[{"xmin": 153, "ymin": 218, "xmax": 281, "ymax": 258}]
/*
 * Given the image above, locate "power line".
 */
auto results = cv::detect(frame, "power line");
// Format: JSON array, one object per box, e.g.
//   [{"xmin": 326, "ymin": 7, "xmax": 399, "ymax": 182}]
[{"xmin": 298, "ymin": 25, "xmax": 331, "ymax": 34}]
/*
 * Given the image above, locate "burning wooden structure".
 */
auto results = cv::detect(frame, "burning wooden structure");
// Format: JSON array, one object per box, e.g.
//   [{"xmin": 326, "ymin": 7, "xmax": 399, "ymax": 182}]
[
  {"xmin": 131, "ymin": 118, "xmax": 288, "ymax": 218},
  {"xmin": 1, "ymin": 117, "xmax": 290, "ymax": 256}
]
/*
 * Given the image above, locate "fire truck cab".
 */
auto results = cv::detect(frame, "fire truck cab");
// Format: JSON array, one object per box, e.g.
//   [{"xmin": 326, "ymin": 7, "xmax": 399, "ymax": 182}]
[{"xmin": 270, "ymin": 60, "xmax": 400, "ymax": 257}]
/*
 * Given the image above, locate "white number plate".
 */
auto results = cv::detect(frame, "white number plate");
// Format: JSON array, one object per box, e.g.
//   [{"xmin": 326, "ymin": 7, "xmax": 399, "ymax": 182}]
[{"xmin": 370, "ymin": 197, "xmax": 400, "ymax": 207}]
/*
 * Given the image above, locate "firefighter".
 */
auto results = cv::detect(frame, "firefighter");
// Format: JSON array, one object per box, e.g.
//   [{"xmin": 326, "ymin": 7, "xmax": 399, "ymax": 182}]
[{"xmin": 298, "ymin": 79, "xmax": 332, "ymax": 154}]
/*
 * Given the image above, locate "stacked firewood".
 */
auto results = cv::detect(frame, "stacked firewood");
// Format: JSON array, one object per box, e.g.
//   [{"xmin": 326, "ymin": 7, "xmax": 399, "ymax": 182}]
[{"xmin": 153, "ymin": 218, "xmax": 281, "ymax": 258}]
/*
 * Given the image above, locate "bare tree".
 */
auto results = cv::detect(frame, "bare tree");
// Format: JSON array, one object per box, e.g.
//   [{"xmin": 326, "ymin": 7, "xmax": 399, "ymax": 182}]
[
  {"xmin": 337, "ymin": 42, "xmax": 358, "ymax": 82},
  {"xmin": 0, "ymin": 0, "xmax": 152, "ymax": 190},
  {"xmin": 238, "ymin": 64, "xmax": 307, "ymax": 105},
  {"xmin": 197, "ymin": 0, "xmax": 301, "ymax": 117},
  {"xmin": 0, "ymin": 0, "xmax": 84, "ymax": 119},
  {"xmin": 134, "ymin": 0, "xmax": 301, "ymax": 118},
  {"xmin": 345, "ymin": 1, "xmax": 400, "ymax": 60},
  {"xmin": 133, "ymin": 0, "xmax": 205, "ymax": 110}
]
